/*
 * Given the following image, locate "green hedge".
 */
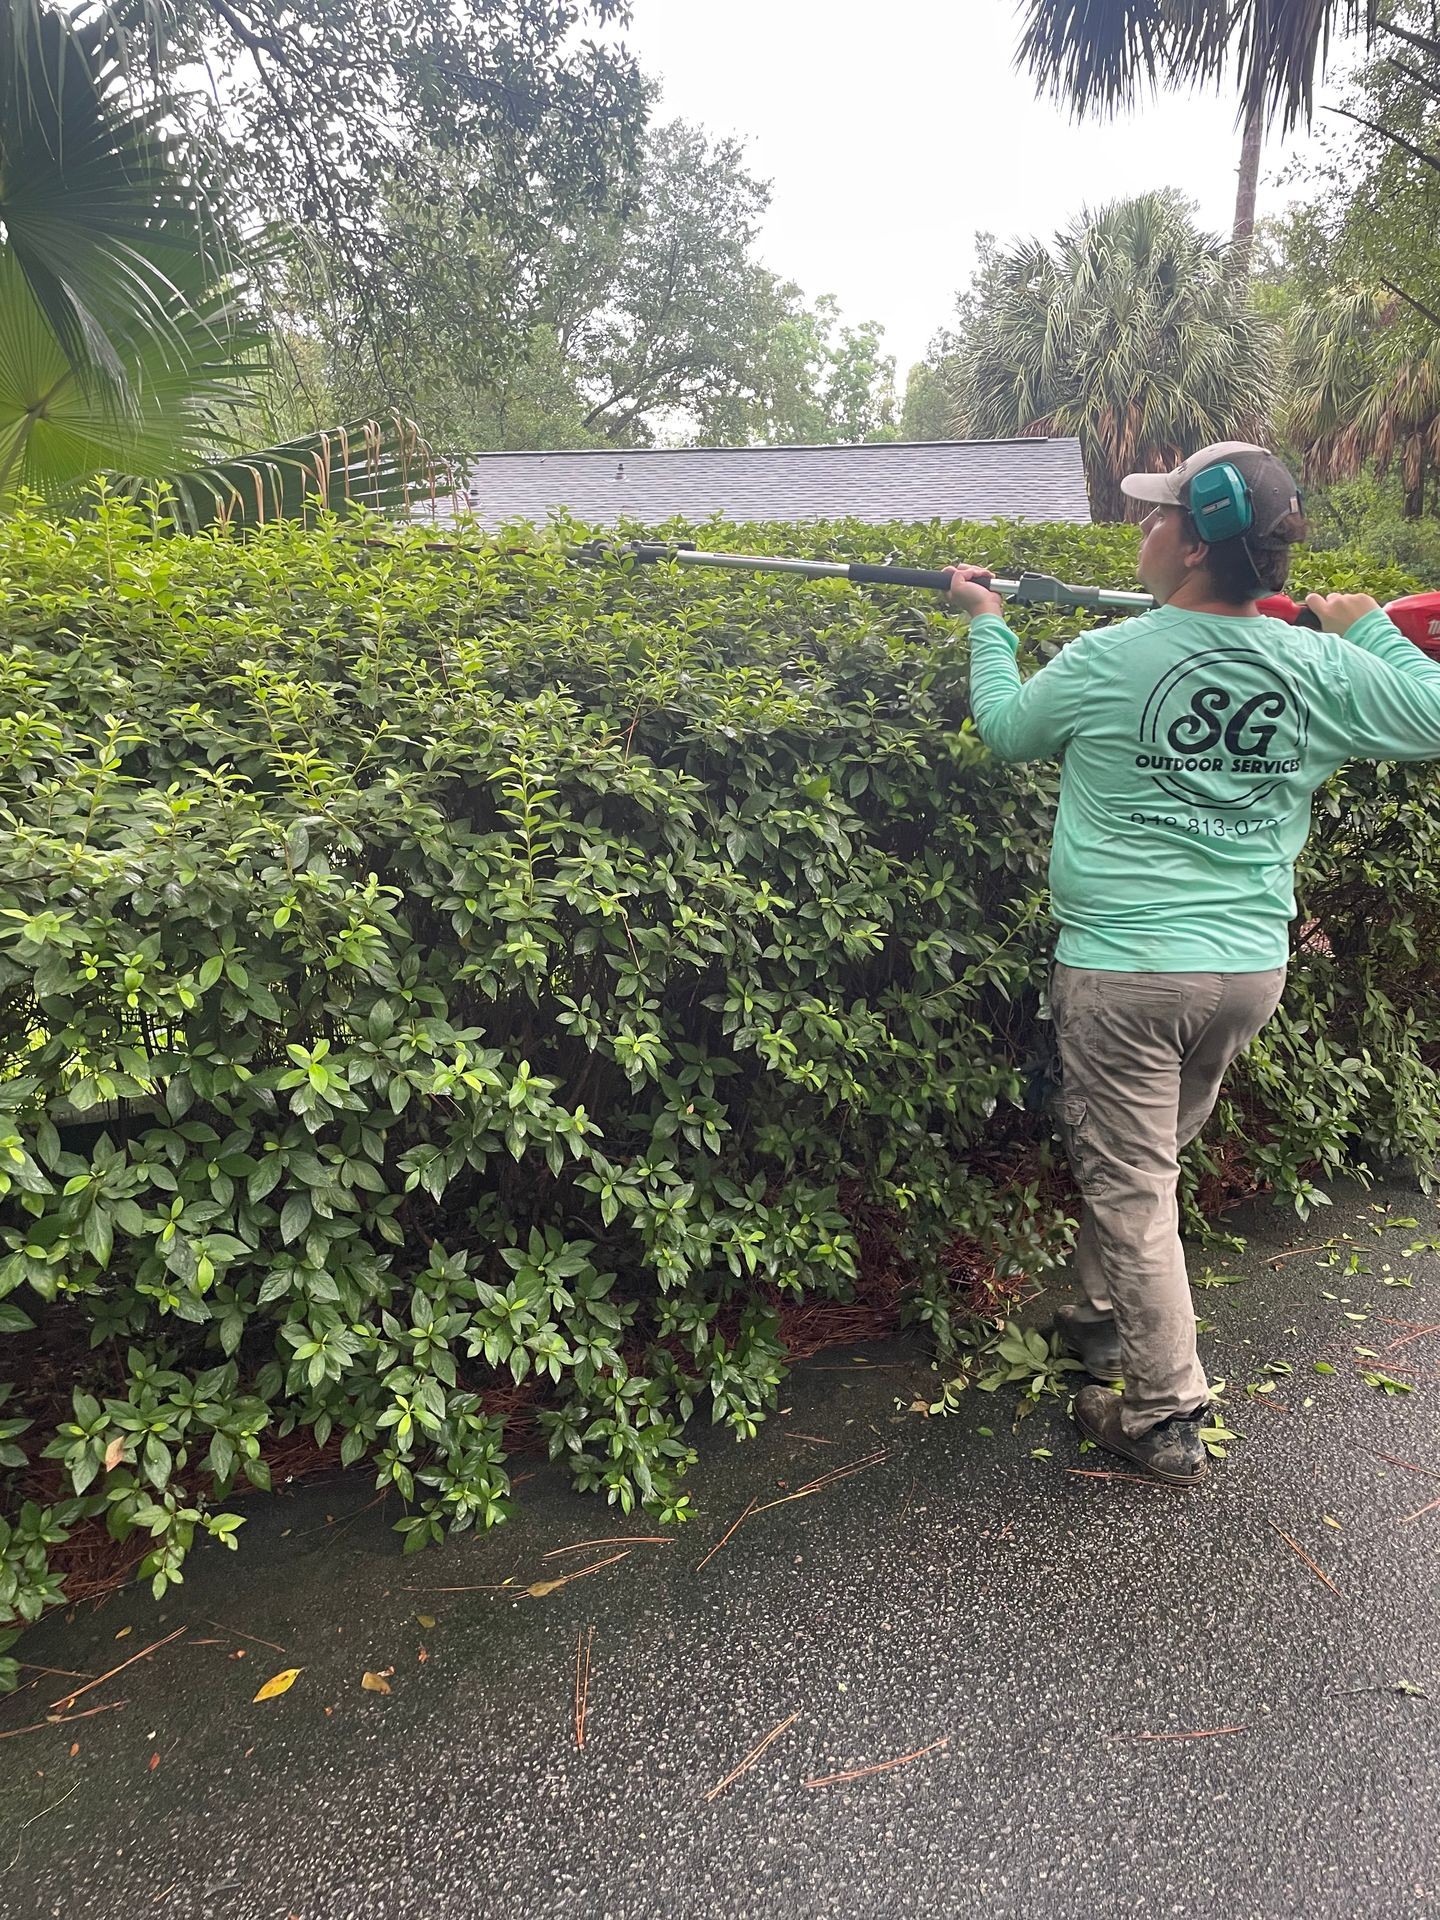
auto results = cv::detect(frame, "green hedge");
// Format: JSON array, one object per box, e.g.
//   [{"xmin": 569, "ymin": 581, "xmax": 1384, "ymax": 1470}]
[{"xmin": 2, "ymin": 501, "xmax": 1437, "ymax": 1681}]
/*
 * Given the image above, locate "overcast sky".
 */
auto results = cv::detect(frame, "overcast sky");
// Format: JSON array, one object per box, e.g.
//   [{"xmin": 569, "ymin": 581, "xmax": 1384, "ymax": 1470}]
[{"xmin": 622, "ymin": 0, "xmax": 1355, "ymax": 384}]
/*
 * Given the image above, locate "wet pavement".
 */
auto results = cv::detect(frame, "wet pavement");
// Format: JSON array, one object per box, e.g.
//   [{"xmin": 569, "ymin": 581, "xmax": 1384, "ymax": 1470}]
[{"xmin": 3, "ymin": 1179, "xmax": 1438, "ymax": 1920}]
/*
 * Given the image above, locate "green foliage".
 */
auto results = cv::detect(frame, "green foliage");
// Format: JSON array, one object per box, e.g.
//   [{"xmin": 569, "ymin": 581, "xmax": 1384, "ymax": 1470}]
[
  {"xmin": 1360, "ymin": 1369, "xmax": 1414, "ymax": 1394},
  {"xmin": 0, "ymin": 0, "xmax": 226, "ymax": 399},
  {"xmin": 1299, "ymin": 474, "xmax": 1440, "ymax": 578},
  {"xmin": 950, "ymin": 193, "xmax": 1278, "ymax": 520},
  {"xmin": 695, "ymin": 290, "xmax": 899, "ymax": 449},
  {"xmin": 130, "ymin": 0, "xmax": 648, "ymax": 382},
  {"xmin": 921, "ymin": 1318, "xmax": 1081, "ymax": 1416},
  {"xmin": 899, "ymin": 349, "xmax": 960, "ymax": 443},
  {"xmin": 313, "ymin": 118, "xmax": 898, "ymax": 455},
  {"xmin": 1266, "ymin": 7, "xmax": 1440, "ymax": 519},
  {"xmin": 0, "ymin": 254, "xmax": 267, "ymax": 506},
  {"xmin": 0, "ymin": 0, "xmax": 263, "ymax": 498},
  {"xmin": 1, "ymin": 503, "xmax": 1438, "ymax": 1689},
  {"xmin": 129, "ymin": 415, "xmax": 452, "ymax": 535},
  {"xmin": 1269, "ymin": 3, "xmax": 1440, "ymax": 323},
  {"xmin": 975, "ymin": 1323, "xmax": 1082, "ymax": 1400},
  {"xmin": 0, "ymin": 1, "xmax": 450, "ymax": 523}
]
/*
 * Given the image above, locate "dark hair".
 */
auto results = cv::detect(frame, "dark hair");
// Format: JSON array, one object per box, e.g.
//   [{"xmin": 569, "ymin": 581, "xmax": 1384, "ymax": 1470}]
[{"xmin": 1202, "ymin": 510, "xmax": 1309, "ymax": 602}]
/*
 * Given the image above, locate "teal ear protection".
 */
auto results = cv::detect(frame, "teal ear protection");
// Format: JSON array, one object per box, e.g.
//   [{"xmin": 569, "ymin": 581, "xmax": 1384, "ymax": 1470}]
[{"xmin": 1187, "ymin": 462, "xmax": 1254, "ymax": 543}]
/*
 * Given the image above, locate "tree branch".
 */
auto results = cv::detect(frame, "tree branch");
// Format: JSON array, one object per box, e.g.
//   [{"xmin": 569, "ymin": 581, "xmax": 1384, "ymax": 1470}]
[
  {"xmin": 1326, "ymin": 105, "xmax": 1440, "ymax": 179},
  {"xmin": 200, "ymin": 0, "xmax": 288, "ymax": 62},
  {"xmin": 1379, "ymin": 56, "xmax": 1440, "ymax": 107},
  {"xmin": 1378, "ymin": 278, "xmax": 1440, "ymax": 334},
  {"xmin": 582, "ymin": 387, "xmax": 638, "ymax": 429},
  {"xmin": 1377, "ymin": 20, "xmax": 1440, "ymax": 65}
]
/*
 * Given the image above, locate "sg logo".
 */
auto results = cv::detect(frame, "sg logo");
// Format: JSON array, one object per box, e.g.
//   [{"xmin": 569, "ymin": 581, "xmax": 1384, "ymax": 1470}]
[
  {"xmin": 1166, "ymin": 687, "xmax": 1287, "ymax": 757},
  {"xmin": 1139, "ymin": 649, "xmax": 1310, "ymax": 810}
]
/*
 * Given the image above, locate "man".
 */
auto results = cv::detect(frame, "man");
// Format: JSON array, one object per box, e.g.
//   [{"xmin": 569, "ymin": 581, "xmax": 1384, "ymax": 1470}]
[{"xmin": 944, "ymin": 441, "xmax": 1440, "ymax": 1486}]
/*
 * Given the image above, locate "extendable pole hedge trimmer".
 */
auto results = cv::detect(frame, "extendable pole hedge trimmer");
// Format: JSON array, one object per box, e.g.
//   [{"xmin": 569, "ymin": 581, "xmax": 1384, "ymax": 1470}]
[
  {"xmin": 575, "ymin": 538, "xmax": 1440, "ymax": 659},
  {"xmin": 575, "ymin": 536, "xmax": 1156, "ymax": 614}
]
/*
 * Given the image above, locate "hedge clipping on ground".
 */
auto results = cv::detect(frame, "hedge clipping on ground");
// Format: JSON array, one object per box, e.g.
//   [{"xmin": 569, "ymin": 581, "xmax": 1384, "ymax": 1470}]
[{"xmin": 2, "ymin": 501, "xmax": 1437, "ymax": 1681}]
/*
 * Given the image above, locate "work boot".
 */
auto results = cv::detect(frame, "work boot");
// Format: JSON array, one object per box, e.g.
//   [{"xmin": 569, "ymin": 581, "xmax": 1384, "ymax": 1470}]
[
  {"xmin": 1073, "ymin": 1385, "xmax": 1209, "ymax": 1487},
  {"xmin": 1052, "ymin": 1304, "xmax": 1123, "ymax": 1387}
]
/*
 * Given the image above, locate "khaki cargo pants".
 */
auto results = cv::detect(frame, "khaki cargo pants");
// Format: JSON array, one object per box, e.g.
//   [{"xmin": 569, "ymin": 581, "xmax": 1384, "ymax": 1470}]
[{"xmin": 1050, "ymin": 964, "xmax": 1287, "ymax": 1436}]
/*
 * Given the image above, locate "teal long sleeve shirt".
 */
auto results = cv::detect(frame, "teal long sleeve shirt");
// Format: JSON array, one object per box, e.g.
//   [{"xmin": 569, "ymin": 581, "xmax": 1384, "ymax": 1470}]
[{"xmin": 967, "ymin": 604, "xmax": 1440, "ymax": 972}]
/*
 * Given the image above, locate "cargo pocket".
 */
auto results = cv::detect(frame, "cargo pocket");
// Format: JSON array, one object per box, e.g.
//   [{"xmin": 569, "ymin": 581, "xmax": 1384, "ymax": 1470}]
[
  {"xmin": 1050, "ymin": 1086, "xmax": 1085, "ymax": 1153},
  {"xmin": 1057, "ymin": 1091, "xmax": 1101, "ymax": 1192}
]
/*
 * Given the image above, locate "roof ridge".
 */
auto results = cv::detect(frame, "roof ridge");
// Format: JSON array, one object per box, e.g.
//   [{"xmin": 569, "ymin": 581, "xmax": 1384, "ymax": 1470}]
[{"xmin": 464, "ymin": 438, "xmax": 1065, "ymax": 461}]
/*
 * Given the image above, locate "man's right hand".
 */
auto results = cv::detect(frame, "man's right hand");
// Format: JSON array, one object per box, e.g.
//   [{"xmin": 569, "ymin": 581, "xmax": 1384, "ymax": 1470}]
[{"xmin": 1305, "ymin": 591, "xmax": 1381, "ymax": 636}]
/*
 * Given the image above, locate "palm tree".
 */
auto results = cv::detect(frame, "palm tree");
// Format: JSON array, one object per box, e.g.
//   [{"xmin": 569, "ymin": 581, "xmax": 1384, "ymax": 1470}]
[
  {"xmin": 1014, "ymin": 2, "xmax": 1382, "ymax": 275},
  {"xmin": 951, "ymin": 193, "xmax": 1278, "ymax": 520},
  {"xmin": 0, "ymin": 0, "xmax": 446, "ymax": 526},
  {"xmin": 1285, "ymin": 285, "xmax": 1440, "ymax": 518}
]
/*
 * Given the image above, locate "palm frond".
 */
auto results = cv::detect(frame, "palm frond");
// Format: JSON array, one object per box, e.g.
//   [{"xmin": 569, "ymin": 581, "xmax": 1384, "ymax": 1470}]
[
  {"xmin": 1283, "ymin": 282, "xmax": 1440, "ymax": 499},
  {"xmin": 952, "ymin": 192, "xmax": 1278, "ymax": 518},
  {"xmin": 1015, "ymin": 0, "xmax": 1381, "ymax": 131},
  {"xmin": 0, "ymin": 246, "xmax": 264, "ymax": 500},
  {"xmin": 122, "ymin": 413, "xmax": 455, "ymax": 532},
  {"xmin": 0, "ymin": 0, "xmax": 225, "ymax": 397}
]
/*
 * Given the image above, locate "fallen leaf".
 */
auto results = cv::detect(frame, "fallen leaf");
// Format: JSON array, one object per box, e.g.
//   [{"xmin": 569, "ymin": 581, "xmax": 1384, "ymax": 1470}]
[
  {"xmin": 417, "ymin": 1646, "xmax": 429, "ymax": 1664},
  {"xmin": 324, "ymin": 1706, "xmax": 334, "ymax": 1717},
  {"xmin": 104, "ymin": 1435, "xmax": 127, "ymax": 1471},
  {"xmin": 230, "ymin": 1648, "xmax": 247, "ymax": 1660},
  {"xmin": 149, "ymin": 1752, "xmax": 160, "ymax": 1770},
  {"xmin": 361, "ymin": 1671, "xmax": 392, "ymax": 1695},
  {"xmin": 114, "ymin": 1625, "xmax": 132, "ymax": 1640},
  {"xmin": 1323, "ymin": 1515, "xmax": 1342, "ymax": 1529},
  {"xmin": 69, "ymin": 1743, "xmax": 79, "ymax": 1757},
  {"xmin": 253, "ymin": 1666, "xmax": 303, "ymax": 1702},
  {"xmin": 416, "ymin": 1614, "xmax": 436, "ymax": 1630},
  {"xmin": 525, "ymin": 1579, "xmax": 566, "ymax": 1598}
]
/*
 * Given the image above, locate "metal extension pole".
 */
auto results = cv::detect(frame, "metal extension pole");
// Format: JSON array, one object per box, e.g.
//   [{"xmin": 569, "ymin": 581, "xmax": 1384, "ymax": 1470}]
[{"xmin": 576, "ymin": 540, "xmax": 1156, "ymax": 616}]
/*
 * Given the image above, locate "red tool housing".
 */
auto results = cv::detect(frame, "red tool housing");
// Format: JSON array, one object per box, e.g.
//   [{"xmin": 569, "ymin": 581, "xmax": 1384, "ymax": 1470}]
[
  {"xmin": 1383, "ymin": 592, "xmax": 1440, "ymax": 661},
  {"xmin": 1257, "ymin": 590, "xmax": 1440, "ymax": 661}
]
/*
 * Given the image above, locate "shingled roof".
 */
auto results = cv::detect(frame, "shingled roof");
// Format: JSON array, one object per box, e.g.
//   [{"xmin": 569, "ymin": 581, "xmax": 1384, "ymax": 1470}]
[{"xmin": 441, "ymin": 438, "xmax": 1091, "ymax": 529}]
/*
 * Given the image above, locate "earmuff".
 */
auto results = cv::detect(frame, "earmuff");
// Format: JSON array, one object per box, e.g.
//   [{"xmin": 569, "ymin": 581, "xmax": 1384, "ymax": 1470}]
[{"xmin": 1186, "ymin": 461, "xmax": 1254, "ymax": 544}]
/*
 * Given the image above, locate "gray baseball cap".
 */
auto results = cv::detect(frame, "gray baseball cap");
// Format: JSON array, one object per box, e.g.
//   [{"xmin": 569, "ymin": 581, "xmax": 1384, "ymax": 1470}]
[{"xmin": 1121, "ymin": 441, "xmax": 1303, "ymax": 537}]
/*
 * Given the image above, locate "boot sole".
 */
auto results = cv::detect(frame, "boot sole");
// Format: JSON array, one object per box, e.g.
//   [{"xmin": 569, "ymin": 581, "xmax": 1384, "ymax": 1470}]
[{"xmin": 1074, "ymin": 1396, "xmax": 1209, "ymax": 1488}]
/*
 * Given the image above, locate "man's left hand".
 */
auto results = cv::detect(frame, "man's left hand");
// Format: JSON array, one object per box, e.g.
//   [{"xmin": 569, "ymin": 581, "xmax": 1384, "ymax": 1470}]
[{"xmin": 945, "ymin": 564, "xmax": 1004, "ymax": 620}]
